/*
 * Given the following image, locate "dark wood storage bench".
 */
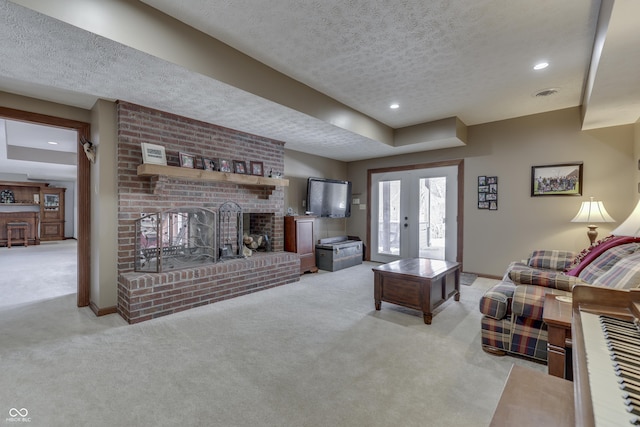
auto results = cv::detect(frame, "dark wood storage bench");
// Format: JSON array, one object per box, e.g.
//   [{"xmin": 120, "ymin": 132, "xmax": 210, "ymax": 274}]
[
  {"xmin": 315, "ymin": 236, "xmax": 363, "ymax": 272},
  {"xmin": 373, "ymin": 258, "xmax": 460, "ymax": 324}
]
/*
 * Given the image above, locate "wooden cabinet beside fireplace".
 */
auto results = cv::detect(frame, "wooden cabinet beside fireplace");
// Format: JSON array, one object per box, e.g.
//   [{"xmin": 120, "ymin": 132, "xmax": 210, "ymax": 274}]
[
  {"xmin": 284, "ymin": 215, "xmax": 317, "ymax": 274},
  {"xmin": 40, "ymin": 187, "xmax": 65, "ymax": 241}
]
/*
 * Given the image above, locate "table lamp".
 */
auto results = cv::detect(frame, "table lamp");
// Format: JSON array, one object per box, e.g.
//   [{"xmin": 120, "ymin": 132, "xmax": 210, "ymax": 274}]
[
  {"xmin": 571, "ymin": 197, "xmax": 615, "ymax": 246},
  {"xmin": 611, "ymin": 199, "xmax": 640, "ymax": 237}
]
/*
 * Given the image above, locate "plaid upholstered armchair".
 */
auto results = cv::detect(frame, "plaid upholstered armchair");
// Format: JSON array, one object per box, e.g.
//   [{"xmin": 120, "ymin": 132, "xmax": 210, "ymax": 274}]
[{"xmin": 479, "ymin": 236, "xmax": 640, "ymax": 362}]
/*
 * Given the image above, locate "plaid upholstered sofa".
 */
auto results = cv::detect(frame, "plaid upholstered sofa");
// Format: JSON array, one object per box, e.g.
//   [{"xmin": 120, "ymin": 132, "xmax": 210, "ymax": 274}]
[{"xmin": 479, "ymin": 235, "xmax": 640, "ymax": 361}]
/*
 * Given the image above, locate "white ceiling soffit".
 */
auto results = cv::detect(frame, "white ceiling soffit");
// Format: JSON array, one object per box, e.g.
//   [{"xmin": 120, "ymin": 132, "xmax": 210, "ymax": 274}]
[
  {"xmin": 581, "ymin": 0, "xmax": 640, "ymax": 129},
  {"xmin": 0, "ymin": 119, "xmax": 77, "ymax": 180},
  {"xmin": 1, "ymin": 0, "xmax": 637, "ymax": 164},
  {"xmin": 5, "ymin": 120, "xmax": 77, "ymax": 153}
]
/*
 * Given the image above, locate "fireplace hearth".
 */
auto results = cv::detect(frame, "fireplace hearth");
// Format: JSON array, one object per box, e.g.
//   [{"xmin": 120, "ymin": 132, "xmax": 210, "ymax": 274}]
[{"xmin": 117, "ymin": 101, "xmax": 295, "ymax": 324}]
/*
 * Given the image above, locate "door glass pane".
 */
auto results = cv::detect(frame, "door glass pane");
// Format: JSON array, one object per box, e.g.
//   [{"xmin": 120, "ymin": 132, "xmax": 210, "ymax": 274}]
[
  {"xmin": 377, "ymin": 180, "xmax": 401, "ymax": 255},
  {"xmin": 419, "ymin": 177, "xmax": 446, "ymax": 259}
]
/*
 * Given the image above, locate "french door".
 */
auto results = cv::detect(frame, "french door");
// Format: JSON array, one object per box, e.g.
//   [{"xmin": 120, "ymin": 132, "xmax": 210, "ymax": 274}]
[{"xmin": 370, "ymin": 165, "xmax": 458, "ymax": 263}]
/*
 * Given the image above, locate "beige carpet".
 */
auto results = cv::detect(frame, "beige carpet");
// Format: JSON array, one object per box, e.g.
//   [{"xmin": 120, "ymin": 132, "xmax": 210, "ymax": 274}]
[
  {"xmin": 0, "ymin": 240, "xmax": 77, "ymax": 308},
  {"xmin": 0, "ymin": 261, "xmax": 544, "ymax": 427}
]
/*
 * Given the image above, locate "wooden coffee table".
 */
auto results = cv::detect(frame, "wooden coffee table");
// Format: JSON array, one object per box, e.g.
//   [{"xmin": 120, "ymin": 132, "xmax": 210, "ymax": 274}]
[{"xmin": 373, "ymin": 258, "xmax": 461, "ymax": 324}]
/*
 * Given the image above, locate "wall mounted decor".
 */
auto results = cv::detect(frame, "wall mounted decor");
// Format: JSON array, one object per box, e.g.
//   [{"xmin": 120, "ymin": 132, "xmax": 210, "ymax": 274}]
[
  {"xmin": 531, "ymin": 162, "xmax": 583, "ymax": 196},
  {"xmin": 0, "ymin": 189, "xmax": 15, "ymax": 204},
  {"xmin": 478, "ymin": 176, "xmax": 498, "ymax": 210}
]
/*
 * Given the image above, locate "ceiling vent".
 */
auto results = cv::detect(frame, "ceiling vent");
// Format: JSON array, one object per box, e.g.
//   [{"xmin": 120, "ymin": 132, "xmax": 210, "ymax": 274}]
[{"xmin": 534, "ymin": 88, "xmax": 559, "ymax": 97}]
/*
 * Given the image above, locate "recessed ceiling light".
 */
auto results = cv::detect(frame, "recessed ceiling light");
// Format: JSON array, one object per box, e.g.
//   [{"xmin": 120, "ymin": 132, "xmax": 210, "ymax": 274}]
[
  {"xmin": 534, "ymin": 62, "xmax": 549, "ymax": 70},
  {"xmin": 389, "ymin": 103, "xmax": 399, "ymax": 109},
  {"xmin": 47, "ymin": 141, "xmax": 58, "ymax": 145}
]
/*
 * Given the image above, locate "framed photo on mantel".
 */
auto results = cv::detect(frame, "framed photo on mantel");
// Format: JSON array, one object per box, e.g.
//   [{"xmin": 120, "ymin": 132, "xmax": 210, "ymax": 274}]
[
  {"xmin": 250, "ymin": 161, "xmax": 264, "ymax": 176},
  {"xmin": 179, "ymin": 152, "xmax": 196, "ymax": 168},
  {"xmin": 202, "ymin": 158, "xmax": 216, "ymax": 171},
  {"xmin": 219, "ymin": 159, "xmax": 232, "ymax": 173},
  {"xmin": 233, "ymin": 160, "xmax": 247, "ymax": 174},
  {"xmin": 141, "ymin": 142, "xmax": 167, "ymax": 165}
]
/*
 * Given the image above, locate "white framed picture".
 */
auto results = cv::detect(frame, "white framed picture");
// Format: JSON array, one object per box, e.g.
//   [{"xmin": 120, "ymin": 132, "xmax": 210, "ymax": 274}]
[{"xmin": 141, "ymin": 142, "xmax": 167, "ymax": 165}]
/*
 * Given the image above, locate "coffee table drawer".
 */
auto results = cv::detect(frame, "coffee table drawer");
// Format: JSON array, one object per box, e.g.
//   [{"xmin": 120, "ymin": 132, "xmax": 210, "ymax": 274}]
[{"xmin": 379, "ymin": 276, "xmax": 422, "ymax": 310}]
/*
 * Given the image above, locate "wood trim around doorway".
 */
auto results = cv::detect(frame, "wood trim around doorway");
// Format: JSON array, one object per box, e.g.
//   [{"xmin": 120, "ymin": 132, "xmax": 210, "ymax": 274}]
[
  {"xmin": 0, "ymin": 106, "xmax": 91, "ymax": 307},
  {"xmin": 366, "ymin": 159, "xmax": 464, "ymax": 268}
]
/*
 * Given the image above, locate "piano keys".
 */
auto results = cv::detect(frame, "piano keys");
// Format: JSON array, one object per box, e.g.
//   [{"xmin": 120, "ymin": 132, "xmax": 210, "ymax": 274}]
[
  {"xmin": 572, "ymin": 285, "xmax": 640, "ymax": 427},
  {"xmin": 579, "ymin": 312, "xmax": 639, "ymax": 425}
]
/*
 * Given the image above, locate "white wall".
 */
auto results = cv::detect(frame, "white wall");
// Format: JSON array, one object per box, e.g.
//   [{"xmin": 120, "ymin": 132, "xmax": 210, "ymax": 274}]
[
  {"xmin": 46, "ymin": 180, "xmax": 75, "ymax": 238},
  {"xmin": 89, "ymin": 99, "xmax": 119, "ymax": 310},
  {"xmin": 635, "ymin": 119, "xmax": 640, "ymax": 202}
]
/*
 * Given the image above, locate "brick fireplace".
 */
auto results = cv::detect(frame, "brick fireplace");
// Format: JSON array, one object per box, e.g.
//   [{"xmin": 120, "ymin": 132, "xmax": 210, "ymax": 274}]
[
  {"xmin": 116, "ymin": 101, "xmax": 300, "ymax": 323},
  {"xmin": 246, "ymin": 212, "xmax": 275, "ymax": 249}
]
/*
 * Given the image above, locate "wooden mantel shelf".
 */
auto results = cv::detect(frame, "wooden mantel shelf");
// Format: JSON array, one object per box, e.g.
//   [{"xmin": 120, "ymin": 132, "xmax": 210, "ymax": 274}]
[{"xmin": 137, "ymin": 163, "xmax": 289, "ymax": 187}]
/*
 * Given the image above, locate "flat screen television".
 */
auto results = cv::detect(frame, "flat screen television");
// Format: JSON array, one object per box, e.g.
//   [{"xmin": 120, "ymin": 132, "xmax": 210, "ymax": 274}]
[{"xmin": 306, "ymin": 177, "xmax": 352, "ymax": 218}]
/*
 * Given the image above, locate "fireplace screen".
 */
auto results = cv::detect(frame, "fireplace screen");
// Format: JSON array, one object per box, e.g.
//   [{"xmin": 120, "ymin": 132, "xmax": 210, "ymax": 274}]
[{"xmin": 135, "ymin": 207, "xmax": 217, "ymax": 272}]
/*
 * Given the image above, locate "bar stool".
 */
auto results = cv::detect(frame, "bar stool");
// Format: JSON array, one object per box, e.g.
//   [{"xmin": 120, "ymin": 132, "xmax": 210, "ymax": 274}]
[{"xmin": 7, "ymin": 222, "xmax": 29, "ymax": 248}]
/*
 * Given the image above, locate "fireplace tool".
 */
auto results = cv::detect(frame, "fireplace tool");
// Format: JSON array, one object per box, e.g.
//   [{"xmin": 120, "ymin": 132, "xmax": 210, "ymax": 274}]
[{"xmin": 218, "ymin": 201, "xmax": 243, "ymax": 259}]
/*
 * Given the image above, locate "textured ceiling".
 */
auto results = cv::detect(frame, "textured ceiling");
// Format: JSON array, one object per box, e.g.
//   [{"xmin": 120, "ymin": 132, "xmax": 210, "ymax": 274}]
[
  {"xmin": 0, "ymin": 0, "xmax": 418, "ymax": 167},
  {"xmin": 0, "ymin": 0, "xmax": 639, "ymax": 181},
  {"xmin": 142, "ymin": 0, "xmax": 599, "ymax": 128}
]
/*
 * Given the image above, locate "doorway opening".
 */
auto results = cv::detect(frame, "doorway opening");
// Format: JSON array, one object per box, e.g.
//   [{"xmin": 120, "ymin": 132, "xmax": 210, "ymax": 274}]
[{"xmin": 0, "ymin": 106, "xmax": 91, "ymax": 308}]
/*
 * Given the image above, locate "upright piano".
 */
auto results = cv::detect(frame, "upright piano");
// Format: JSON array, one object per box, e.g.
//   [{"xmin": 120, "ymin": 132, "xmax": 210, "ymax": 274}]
[{"xmin": 572, "ymin": 285, "xmax": 640, "ymax": 427}]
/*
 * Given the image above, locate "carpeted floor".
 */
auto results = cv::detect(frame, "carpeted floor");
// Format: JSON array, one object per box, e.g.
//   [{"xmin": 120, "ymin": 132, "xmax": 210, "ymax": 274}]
[
  {"xmin": 0, "ymin": 256, "xmax": 544, "ymax": 427},
  {"xmin": 0, "ymin": 240, "xmax": 76, "ymax": 309}
]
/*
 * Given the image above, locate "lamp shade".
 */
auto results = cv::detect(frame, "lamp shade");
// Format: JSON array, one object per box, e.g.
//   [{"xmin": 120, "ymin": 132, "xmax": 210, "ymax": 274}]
[
  {"xmin": 570, "ymin": 197, "xmax": 615, "ymax": 224},
  {"xmin": 612, "ymin": 199, "xmax": 640, "ymax": 237}
]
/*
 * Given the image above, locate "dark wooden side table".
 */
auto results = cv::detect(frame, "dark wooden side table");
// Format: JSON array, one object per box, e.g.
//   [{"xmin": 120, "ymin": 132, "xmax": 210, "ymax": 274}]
[
  {"xmin": 542, "ymin": 294, "xmax": 572, "ymax": 379},
  {"xmin": 372, "ymin": 258, "xmax": 460, "ymax": 325}
]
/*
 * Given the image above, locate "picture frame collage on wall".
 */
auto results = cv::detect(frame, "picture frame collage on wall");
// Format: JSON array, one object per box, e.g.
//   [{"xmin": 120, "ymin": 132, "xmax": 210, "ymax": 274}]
[
  {"xmin": 141, "ymin": 143, "xmax": 265, "ymax": 176},
  {"xmin": 478, "ymin": 176, "xmax": 498, "ymax": 210}
]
